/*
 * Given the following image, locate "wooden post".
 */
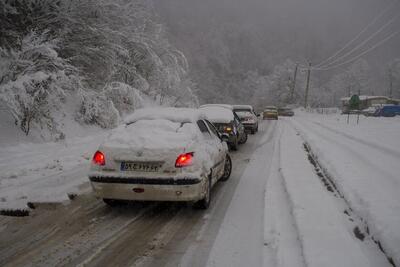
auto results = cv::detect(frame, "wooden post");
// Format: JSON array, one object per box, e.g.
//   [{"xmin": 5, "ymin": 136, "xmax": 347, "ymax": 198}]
[{"xmin": 290, "ymin": 63, "xmax": 298, "ymax": 102}]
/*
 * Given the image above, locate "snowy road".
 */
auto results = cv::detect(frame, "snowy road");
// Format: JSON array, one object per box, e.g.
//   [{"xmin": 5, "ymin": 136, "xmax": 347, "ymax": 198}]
[
  {"xmin": 0, "ymin": 121, "xmax": 278, "ymax": 267},
  {"xmin": 1, "ymin": 113, "xmax": 399, "ymax": 267}
]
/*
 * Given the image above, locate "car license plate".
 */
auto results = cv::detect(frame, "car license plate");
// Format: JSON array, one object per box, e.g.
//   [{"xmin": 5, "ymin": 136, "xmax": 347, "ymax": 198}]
[{"xmin": 120, "ymin": 162, "xmax": 163, "ymax": 172}]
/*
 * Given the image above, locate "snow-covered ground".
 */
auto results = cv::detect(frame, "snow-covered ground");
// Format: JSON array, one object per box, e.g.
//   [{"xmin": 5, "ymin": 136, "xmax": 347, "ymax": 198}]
[
  {"xmin": 283, "ymin": 110, "xmax": 400, "ymax": 266},
  {"xmin": 206, "ymin": 111, "xmax": 399, "ymax": 267},
  {"xmin": 1, "ymin": 110, "xmax": 400, "ymax": 267},
  {"xmin": 0, "ymin": 115, "xmax": 108, "ymax": 210}
]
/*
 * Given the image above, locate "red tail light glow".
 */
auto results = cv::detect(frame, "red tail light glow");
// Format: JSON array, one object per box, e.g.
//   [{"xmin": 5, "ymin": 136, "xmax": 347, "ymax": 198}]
[
  {"xmin": 93, "ymin": 151, "xmax": 105, "ymax": 166},
  {"xmin": 175, "ymin": 152, "xmax": 194, "ymax": 168}
]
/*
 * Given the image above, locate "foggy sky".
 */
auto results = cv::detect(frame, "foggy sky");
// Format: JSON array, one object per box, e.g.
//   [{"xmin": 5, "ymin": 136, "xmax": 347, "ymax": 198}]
[{"xmin": 155, "ymin": 0, "xmax": 400, "ymax": 76}]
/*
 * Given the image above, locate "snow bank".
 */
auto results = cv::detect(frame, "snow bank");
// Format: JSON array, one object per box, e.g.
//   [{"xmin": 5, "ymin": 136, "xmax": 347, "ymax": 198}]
[
  {"xmin": 278, "ymin": 122, "xmax": 387, "ymax": 267},
  {"xmin": 290, "ymin": 111, "xmax": 400, "ymax": 266},
  {"xmin": 0, "ymin": 131, "xmax": 107, "ymax": 210}
]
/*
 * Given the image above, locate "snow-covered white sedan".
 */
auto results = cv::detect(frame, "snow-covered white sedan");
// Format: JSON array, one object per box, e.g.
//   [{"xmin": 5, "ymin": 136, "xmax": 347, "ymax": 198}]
[{"xmin": 88, "ymin": 107, "xmax": 232, "ymax": 209}]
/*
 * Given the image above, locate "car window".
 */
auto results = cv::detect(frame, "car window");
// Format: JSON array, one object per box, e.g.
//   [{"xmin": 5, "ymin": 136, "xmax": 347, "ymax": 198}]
[
  {"xmin": 233, "ymin": 112, "xmax": 241, "ymax": 125},
  {"xmin": 205, "ymin": 120, "xmax": 220, "ymax": 139},
  {"xmin": 236, "ymin": 111, "xmax": 253, "ymax": 118},
  {"xmin": 197, "ymin": 120, "xmax": 210, "ymax": 135}
]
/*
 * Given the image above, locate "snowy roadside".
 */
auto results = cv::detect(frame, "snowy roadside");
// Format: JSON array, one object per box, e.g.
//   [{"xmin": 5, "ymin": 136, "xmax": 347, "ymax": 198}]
[
  {"xmin": 206, "ymin": 121, "xmax": 278, "ymax": 267},
  {"xmin": 268, "ymin": 121, "xmax": 391, "ymax": 267},
  {"xmin": 287, "ymin": 111, "xmax": 400, "ymax": 266},
  {"xmin": 0, "ymin": 131, "xmax": 108, "ymax": 211}
]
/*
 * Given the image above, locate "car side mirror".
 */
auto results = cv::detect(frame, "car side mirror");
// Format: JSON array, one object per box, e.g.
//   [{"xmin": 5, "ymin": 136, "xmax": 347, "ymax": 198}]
[{"xmin": 220, "ymin": 133, "xmax": 229, "ymax": 143}]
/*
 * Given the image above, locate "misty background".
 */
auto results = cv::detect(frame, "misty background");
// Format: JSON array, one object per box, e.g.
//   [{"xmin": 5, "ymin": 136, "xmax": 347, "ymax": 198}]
[{"xmin": 154, "ymin": 0, "xmax": 400, "ymax": 107}]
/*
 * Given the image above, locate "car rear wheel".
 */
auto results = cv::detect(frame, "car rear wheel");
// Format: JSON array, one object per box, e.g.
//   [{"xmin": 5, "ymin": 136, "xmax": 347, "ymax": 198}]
[
  {"xmin": 219, "ymin": 154, "xmax": 232, "ymax": 182},
  {"xmin": 230, "ymin": 138, "xmax": 238, "ymax": 151},
  {"xmin": 239, "ymin": 132, "xmax": 248, "ymax": 144},
  {"xmin": 194, "ymin": 175, "xmax": 211, "ymax": 209}
]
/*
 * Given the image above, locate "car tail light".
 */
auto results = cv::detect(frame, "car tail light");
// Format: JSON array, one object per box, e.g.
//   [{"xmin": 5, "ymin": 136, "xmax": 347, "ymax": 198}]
[
  {"xmin": 93, "ymin": 151, "xmax": 105, "ymax": 166},
  {"xmin": 224, "ymin": 126, "xmax": 232, "ymax": 133},
  {"xmin": 175, "ymin": 152, "xmax": 194, "ymax": 168}
]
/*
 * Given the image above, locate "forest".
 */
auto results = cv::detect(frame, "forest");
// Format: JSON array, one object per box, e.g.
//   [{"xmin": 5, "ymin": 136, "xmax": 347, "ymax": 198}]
[{"xmin": 1, "ymin": 0, "xmax": 400, "ymax": 139}]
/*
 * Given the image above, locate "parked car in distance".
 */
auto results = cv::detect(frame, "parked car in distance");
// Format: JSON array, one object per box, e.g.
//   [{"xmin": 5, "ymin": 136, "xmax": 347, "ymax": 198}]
[
  {"xmin": 361, "ymin": 106, "xmax": 379, "ymax": 117},
  {"xmin": 199, "ymin": 105, "xmax": 247, "ymax": 150},
  {"xmin": 233, "ymin": 105, "xmax": 258, "ymax": 134},
  {"xmin": 374, "ymin": 105, "xmax": 400, "ymax": 117},
  {"xmin": 88, "ymin": 107, "xmax": 232, "ymax": 209},
  {"xmin": 263, "ymin": 106, "xmax": 278, "ymax": 120},
  {"xmin": 278, "ymin": 107, "xmax": 294, "ymax": 117}
]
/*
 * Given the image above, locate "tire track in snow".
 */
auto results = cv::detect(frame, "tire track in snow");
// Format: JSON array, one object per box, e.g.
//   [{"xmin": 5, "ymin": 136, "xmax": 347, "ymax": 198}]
[
  {"xmin": 287, "ymin": 120, "xmax": 397, "ymax": 267},
  {"xmin": 264, "ymin": 123, "xmax": 307, "ymax": 267}
]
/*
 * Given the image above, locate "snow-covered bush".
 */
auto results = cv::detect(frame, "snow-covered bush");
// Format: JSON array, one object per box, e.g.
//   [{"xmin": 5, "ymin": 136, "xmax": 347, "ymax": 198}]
[
  {"xmin": 103, "ymin": 82, "xmax": 144, "ymax": 116},
  {"xmin": 77, "ymin": 91, "xmax": 120, "ymax": 129},
  {"xmin": 0, "ymin": 31, "xmax": 79, "ymax": 138}
]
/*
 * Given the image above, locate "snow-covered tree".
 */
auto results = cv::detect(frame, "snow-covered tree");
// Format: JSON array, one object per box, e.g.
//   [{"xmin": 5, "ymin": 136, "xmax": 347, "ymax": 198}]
[
  {"xmin": 0, "ymin": 0, "xmax": 198, "ymax": 139},
  {"xmin": 0, "ymin": 31, "xmax": 79, "ymax": 137},
  {"xmin": 325, "ymin": 59, "xmax": 373, "ymax": 106}
]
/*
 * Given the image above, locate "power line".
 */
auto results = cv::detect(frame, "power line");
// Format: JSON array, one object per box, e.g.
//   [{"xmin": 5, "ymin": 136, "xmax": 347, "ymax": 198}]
[
  {"xmin": 317, "ymin": 13, "xmax": 400, "ymax": 69},
  {"xmin": 312, "ymin": 30, "xmax": 400, "ymax": 71},
  {"xmin": 314, "ymin": 0, "xmax": 399, "ymax": 68}
]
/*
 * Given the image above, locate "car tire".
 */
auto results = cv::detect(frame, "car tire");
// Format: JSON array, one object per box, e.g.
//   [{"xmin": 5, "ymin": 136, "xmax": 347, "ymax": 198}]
[
  {"xmin": 194, "ymin": 175, "xmax": 211, "ymax": 209},
  {"xmin": 219, "ymin": 154, "xmax": 232, "ymax": 182},
  {"xmin": 239, "ymin": 132, "xmax": 248, "ymax": 144},
  {"xmin": 230, "ymin": 138, "xmax": 238, "ymax": 151},
  {"xmin": 103, "ymin": 198, "xmax": 125, "ymax": 207}
]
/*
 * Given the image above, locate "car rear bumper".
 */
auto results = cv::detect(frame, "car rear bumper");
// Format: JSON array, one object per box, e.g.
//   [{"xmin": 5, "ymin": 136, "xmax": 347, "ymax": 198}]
[
  {"xmin": 89, "ymin": 176, "xmax": 207, "ymax": 202},
  {"xmin": 264, "ymin": 114, "xmax": 278, "ymax": 119},
  {"xmin": 242, "ymin": 123, "xmax": 257, "ymax": 132}
]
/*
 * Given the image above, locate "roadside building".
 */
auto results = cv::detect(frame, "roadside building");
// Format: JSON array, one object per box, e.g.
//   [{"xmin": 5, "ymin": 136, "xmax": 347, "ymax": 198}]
[{"xmin": 340, "ymin": 96, "xmax": 400, "ymax": 113}]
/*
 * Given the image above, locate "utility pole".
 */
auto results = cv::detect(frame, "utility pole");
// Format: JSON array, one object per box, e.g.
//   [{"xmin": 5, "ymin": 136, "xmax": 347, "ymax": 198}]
[
  {"xmin": 304, "ymin": 62, "xmax": 311, "ymax": 108},
  {"xmin": 389, "ymin": 67, "xmax": 393, "ymax": 99},
  {"xmin": 290, "ymin": 63, "xmax": 298, "ymax": 102}
]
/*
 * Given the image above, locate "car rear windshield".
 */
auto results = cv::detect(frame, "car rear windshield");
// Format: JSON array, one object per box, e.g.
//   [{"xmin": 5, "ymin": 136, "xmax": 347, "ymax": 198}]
[{"xmin": 236, "ymin": 111, "xmax": 253, "ymax": 117}]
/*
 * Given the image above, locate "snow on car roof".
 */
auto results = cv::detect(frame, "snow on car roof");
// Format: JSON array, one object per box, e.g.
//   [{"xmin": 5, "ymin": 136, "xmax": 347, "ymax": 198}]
[
  {"xmin": 233, "ymin": 105, "xmax": 253, "ymax": 111},
  {"xmin": 199, "ymin": 106, "xmax": 234, "ymax": 123},
  {"xmin": 124, "ymin": 107, "xmax": 204, "ymax": 124},
  {"xmin": 199, "ymin": 104, "xmax": 234, "ymax": 110},
  {"xmin": 105, "ymin": 118, "xmax": 201, "ymax": 151},
  {"xmin": 340, "ymin": 95, "xmax": 388, "ymax": 101}
]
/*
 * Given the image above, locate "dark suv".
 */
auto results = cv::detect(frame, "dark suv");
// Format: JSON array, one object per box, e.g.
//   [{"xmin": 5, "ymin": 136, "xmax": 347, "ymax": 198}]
[{"xmin": 199, "ymin": 105, "xmax": 247, "ymax": 150}]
